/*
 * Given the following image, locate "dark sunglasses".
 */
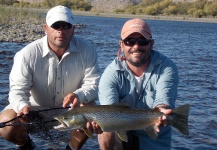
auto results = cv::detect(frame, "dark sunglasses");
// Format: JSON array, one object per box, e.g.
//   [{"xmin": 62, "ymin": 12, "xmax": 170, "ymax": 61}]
[
  {"xmin": 123, "ymin": 38, "xmax": 151, "ymax": 46},
  {"xmin": 51, "ymin": 21, "xmax": 72, "ymax": 30}
]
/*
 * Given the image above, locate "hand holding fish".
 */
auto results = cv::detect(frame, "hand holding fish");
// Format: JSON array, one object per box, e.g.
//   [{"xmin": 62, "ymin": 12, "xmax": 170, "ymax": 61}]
[
  {"xmin": 62, "ymin": 93, "xmax": 80, "ymax": 108},
  {"xmin": 86, "ymin": 121, "xmax": 103, "ymax": 134},
  {"xmin": 155, "ymin": 105, "xmax": 173, "ymax": 132}
]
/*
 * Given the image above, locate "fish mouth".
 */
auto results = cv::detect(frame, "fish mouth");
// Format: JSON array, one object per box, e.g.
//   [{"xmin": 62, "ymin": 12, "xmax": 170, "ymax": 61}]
[{"xmin": 53, "ymin": 117, "xmax": 69, "ymax": 130}]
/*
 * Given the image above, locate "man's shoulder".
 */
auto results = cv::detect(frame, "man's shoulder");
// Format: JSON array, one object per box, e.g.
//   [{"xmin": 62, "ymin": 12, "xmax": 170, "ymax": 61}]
[
  {"xmin": 151, "ymin": 50, "xmax": 176, "ymax": 66},
  {"xmin": 20, "ymin": 37, "xmax": 44, "ymax": 52},
  {"xmin": 15, "ymin": 37, "xmax": 45, "ymax": 60},
  {"xmin": 70, "ymin": 36, "xmax": 96, "ymax": 54},
  {"xmin": 103, "ymin": 58, "xmax": 126, "ymax": 77},
  {"xmin": 72, "ymin": 36, "xmax": 93, "ymax": 47},
  {"xmin": 107, "ymin": 58, "xmax": 124, "ymax": 70}
]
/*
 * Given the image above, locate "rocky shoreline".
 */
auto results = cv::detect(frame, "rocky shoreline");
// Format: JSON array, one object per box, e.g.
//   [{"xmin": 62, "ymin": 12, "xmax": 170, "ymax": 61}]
[
  {"xmin": 0, "ymin": 18, "xmax": 86, "ymax": 43},
  {"xmin": 0, "ymin": 21, "xmax": 44, "ymax": 43}
]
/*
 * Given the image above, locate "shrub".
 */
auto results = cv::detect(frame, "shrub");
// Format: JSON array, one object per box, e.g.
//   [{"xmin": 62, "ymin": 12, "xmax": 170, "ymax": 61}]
[
  {"xmin": 204, "ymin": 2, "xmax": 217, "ymax": 17},
  {"xmin": 193, "ymin": 9, "xmax": 205, "ymax": 18},
  {"xmin": 163, "ymin": 5, "xmax": 178, "ymax": 15}
]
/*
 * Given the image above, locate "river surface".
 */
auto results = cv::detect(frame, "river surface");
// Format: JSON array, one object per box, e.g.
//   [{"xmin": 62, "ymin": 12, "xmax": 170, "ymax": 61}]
[{"xmin": 0, "ymin": 15, "xmax": 217, "ymax": 149}]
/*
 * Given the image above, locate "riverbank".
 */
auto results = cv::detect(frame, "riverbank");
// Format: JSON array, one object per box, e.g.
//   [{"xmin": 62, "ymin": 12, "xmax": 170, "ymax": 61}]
[
  {"xmin": 0, "ymin": 10, "xmax": 216, "ymax": 43},
  {"xmin": 73, "ymin": 11, "xmax": 217, "ymax": 23}
]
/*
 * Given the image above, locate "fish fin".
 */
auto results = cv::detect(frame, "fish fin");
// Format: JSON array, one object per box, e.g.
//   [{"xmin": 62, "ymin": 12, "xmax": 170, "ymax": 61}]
[
  {"xmin": 168, "ymin": 104, "xmax": 190, "ymax": 135},
  {"xmin": 116, "ymin": 131, "xmax": 128, "ymax": 142},
  {"xmin": 145, "ymin": 125, "xmax": 158, "ymax": 140},
  {"xmin": 114, "ymin": 133, "xmax": 122, "ymax": 143},
  {"xmin": 82, "ymin": 128, "xmax": 93, "ymax": 139}
]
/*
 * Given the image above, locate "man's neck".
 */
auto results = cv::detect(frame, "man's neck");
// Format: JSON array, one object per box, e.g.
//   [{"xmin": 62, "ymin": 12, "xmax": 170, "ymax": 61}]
[
  {"xmin": 53, "ymin": 48, "xmax": 66, "ymax": 60},
  {"xmin": 127, "ymin": 62, "xmax": 149, "ymax": 77},
  {"xmin": 49, "ymin": 44, "xmax": 68, "ymax": 60}
]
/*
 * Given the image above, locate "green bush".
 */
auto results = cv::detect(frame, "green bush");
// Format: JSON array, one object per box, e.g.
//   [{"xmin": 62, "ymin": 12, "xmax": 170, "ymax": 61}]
[
  {"xmin": 204, "ymin": 2, "xmax": 217, "ymax": 16},
  {"xmin": 121, "ymin": 0, "xmax": 217, "ymax": 18},
  {"xmin": 144, "ymin": 5, "xmax": 159, "ymax": 15},
  {"xmin": 193, "ymin": 9, "xmax": 205, "ymax": 18},
  {"xmin": 0, "ymin": 5, "xmax": 43, "ymax": 25},
  {"xmin": 114, "ymin": 8, "xmax": 125, "ymax": 14},
  {"xmin": 163, "ymin": 5, "xmax": 178, "ymax": 15},
  {"xmin": 42, "ymin": 0, "xmax": 91, "ymax": 11},
  {"xmin": 0, "ymin": 0, "xmax": 17, "ymax": 5}
]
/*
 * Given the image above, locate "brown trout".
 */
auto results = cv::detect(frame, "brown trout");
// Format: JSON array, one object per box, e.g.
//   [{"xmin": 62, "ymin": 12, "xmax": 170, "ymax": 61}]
[{"xmin": 53, "ymin": 104, "xmax": 190, "ymax": 142}]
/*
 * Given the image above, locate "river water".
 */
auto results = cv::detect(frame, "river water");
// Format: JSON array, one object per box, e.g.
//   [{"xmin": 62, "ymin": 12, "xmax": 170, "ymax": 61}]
[{"xmin": 0, "ymin": 15, "xmax": 217, "ymax": 149}]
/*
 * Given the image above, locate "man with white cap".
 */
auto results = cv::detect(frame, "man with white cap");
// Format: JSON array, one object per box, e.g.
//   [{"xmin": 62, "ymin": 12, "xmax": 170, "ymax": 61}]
[
  {"xmin": 98, "ymin": 18, "xmax": 179, "ymax": 149},
  {"xmin": 0, "ymin": 5, "xmax": 100, "ymax": 149}
]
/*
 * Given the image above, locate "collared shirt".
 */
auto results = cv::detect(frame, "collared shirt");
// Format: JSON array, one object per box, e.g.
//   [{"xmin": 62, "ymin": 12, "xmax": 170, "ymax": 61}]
[
  {"xmin": 8, "ymin": 36, "xmax": 100, "ymax": 113},
  {"xmin": 98, "ymin": 50, "xmax": 179, "ymax": 149}
]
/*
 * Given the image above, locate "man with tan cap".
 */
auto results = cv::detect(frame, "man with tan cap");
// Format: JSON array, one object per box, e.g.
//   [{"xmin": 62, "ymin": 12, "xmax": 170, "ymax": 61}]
[
  {"xmin": 98, "ymin": 18, "xmax": 179, "ymax": 149},
  {"xmin": 0, "ymin": 5, "xmax": 100, "ymax": 149}
]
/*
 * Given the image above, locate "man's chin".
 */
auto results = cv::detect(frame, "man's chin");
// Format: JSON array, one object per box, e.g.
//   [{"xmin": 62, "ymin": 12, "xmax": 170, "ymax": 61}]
[{"xmin": 128, "ymin": 60, "xmax": 144, "ymax": 67}]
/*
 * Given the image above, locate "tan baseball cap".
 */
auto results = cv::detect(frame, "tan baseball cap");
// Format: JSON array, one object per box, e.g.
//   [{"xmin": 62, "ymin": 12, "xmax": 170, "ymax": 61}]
[
  {"xmin": 46, "ymin": 5, "xmax": 74, "ymax": 26},
  {"xmin": 121, "ymin": 18, "xmax": 152, "ymax": 40}
]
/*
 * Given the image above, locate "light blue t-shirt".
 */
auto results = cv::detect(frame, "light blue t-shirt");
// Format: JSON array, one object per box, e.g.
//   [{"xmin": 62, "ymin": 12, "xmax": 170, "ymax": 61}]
[{"xmin": 98, "ymin": 50, "xmax": 179, "ymax": 149}]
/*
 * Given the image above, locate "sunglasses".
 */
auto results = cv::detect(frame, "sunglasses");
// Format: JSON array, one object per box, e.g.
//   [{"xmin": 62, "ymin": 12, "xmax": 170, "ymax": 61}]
[
  {"xmin": 51, "ymin": 22, "xmax": 72, "ymax": 30},
  {"xmin": 123, "ymin": 38, "xmax": 151, "ymax": 46}
]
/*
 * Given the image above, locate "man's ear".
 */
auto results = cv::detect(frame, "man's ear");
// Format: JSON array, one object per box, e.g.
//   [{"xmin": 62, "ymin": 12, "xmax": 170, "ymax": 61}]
[
  {"xmin": 150, "ymin": 39, "xmax": 154, "ymax": 49},
  {"xmin": 119, "ymin": 40, "xmax": 124, "ymax": 51},
  {"xmin": 151, "ymin": 39, "xmax": 155, "ymax": 46},
  {"xmin": 43, "ymin": 24, "xmax": 47, "ymax": 35}
]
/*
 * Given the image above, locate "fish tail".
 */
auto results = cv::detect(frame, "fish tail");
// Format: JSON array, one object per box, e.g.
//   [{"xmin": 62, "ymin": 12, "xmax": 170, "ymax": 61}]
[{"xmin": 167, "ymin": 104, "xmax": 190, "ymax": 135}]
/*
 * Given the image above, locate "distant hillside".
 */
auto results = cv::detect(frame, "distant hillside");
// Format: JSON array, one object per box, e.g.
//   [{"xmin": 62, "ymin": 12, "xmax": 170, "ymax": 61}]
[
  {"xmin": 18, "ymin": 0, "xmax": 211, "ymax": 12},
  {"xmin": 18, "ymin": 0, "xmax": 44, "ymax": 3},
  {"xmin": 85, "ymin": 0, "xmax": 141, "ymax": 12},
  {"xmin": 84, "ymin": 0, "xmax": 214, "ymax": 12}
]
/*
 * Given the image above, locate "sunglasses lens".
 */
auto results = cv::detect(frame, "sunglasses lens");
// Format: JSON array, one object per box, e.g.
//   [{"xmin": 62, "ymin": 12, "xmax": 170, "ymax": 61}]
[
  {"xmin": 51, "ymin": 22, "xmax": 72, "ymax": 30},
  {"xmin": 123, "ymin": 38, "xmax": 136, "ymax": 46},
  {"xmin": 62, "ymin": 23, "xmax": 72, "ymax": 29},
  {"xmin": 51, "ymin": 23, "xmax": 61, "ymax": 29},
  {"xmin": 123, "ymin": 38, "xmax": 150, "ymax": 46},
  {"xmin": 138, "ymin": 38, "xmax": 150, "ymax": 46}
]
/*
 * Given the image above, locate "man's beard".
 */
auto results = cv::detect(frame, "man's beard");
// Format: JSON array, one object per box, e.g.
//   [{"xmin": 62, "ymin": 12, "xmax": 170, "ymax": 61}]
[
  {"xmin": 127, "ymin": 56, "xmax": 149, "ymax": 67},
  {"xmin": 126, "ymin": 49, "xmax": 150, "ymax": 67}
]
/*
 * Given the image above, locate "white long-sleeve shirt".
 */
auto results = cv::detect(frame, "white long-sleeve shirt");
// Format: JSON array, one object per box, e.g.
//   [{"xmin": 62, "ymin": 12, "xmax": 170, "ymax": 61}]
[{"xmin": 8, "ymin": 36, "xmax": 100, "ymax": 113}]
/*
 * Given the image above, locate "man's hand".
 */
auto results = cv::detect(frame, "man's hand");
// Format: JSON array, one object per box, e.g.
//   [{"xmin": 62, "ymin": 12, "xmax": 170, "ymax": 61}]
[
  {"xmin": 155, "ymin": 105, "xmax": 172, "ymax": 132},
  {"xmin": 17, "ymin": 105, "xmax": 30, "ymax": 117},
  {"xmin": 63, "ymin": 93, "xmax": 80, "ymax": 108},
  {"xmin": 86, "ymin": 121, "xmax": 103, "ymax": 134}
]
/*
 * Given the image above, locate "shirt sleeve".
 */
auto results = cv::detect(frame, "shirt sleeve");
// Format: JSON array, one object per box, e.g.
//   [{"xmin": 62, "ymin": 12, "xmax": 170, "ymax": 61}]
[
  {"xmin": 8, "ymin": 51, "xmax": 32, "ymax": 113},
  {"xmin": 153, "ymin": 59, "xmax": 179, "ymax": 109},
  {"xmin": 98, "ymin": 65, "xmax": 119, "ymax": 105},
  {"xmin": 73, "ymin": 41, "xmax": 101, "ymax": 103}
]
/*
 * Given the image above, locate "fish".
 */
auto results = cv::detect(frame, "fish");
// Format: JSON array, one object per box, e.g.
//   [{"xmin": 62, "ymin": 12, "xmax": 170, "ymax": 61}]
[{"xmin": 53, "ymin": 104, "xmax": 190, "ymax": 142}]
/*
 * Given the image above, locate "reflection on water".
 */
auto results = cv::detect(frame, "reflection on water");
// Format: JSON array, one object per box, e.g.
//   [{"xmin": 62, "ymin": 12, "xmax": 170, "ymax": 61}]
[{"xmin": 0, "ymin": 16, "xmax": 217, "ymax": 149}]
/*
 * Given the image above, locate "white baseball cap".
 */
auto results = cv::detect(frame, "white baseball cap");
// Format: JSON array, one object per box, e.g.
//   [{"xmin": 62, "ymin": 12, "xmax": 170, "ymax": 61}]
[{"xmin": 46, "ymin": 5, "xmax": 75, "ymax": 26}]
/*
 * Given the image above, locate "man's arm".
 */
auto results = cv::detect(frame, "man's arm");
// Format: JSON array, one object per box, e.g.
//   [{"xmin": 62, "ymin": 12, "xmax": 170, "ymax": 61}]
[
  {"xmin": 9, "ymin": 51, "xmax": 32, "ymax": 113},
  {"xmin": 73, "ymin": 40, "xmax": 101, "ymax": 104},
  {"xmin": 154, "ymin": 59, "xmax": 179, "ymax": 109}
]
